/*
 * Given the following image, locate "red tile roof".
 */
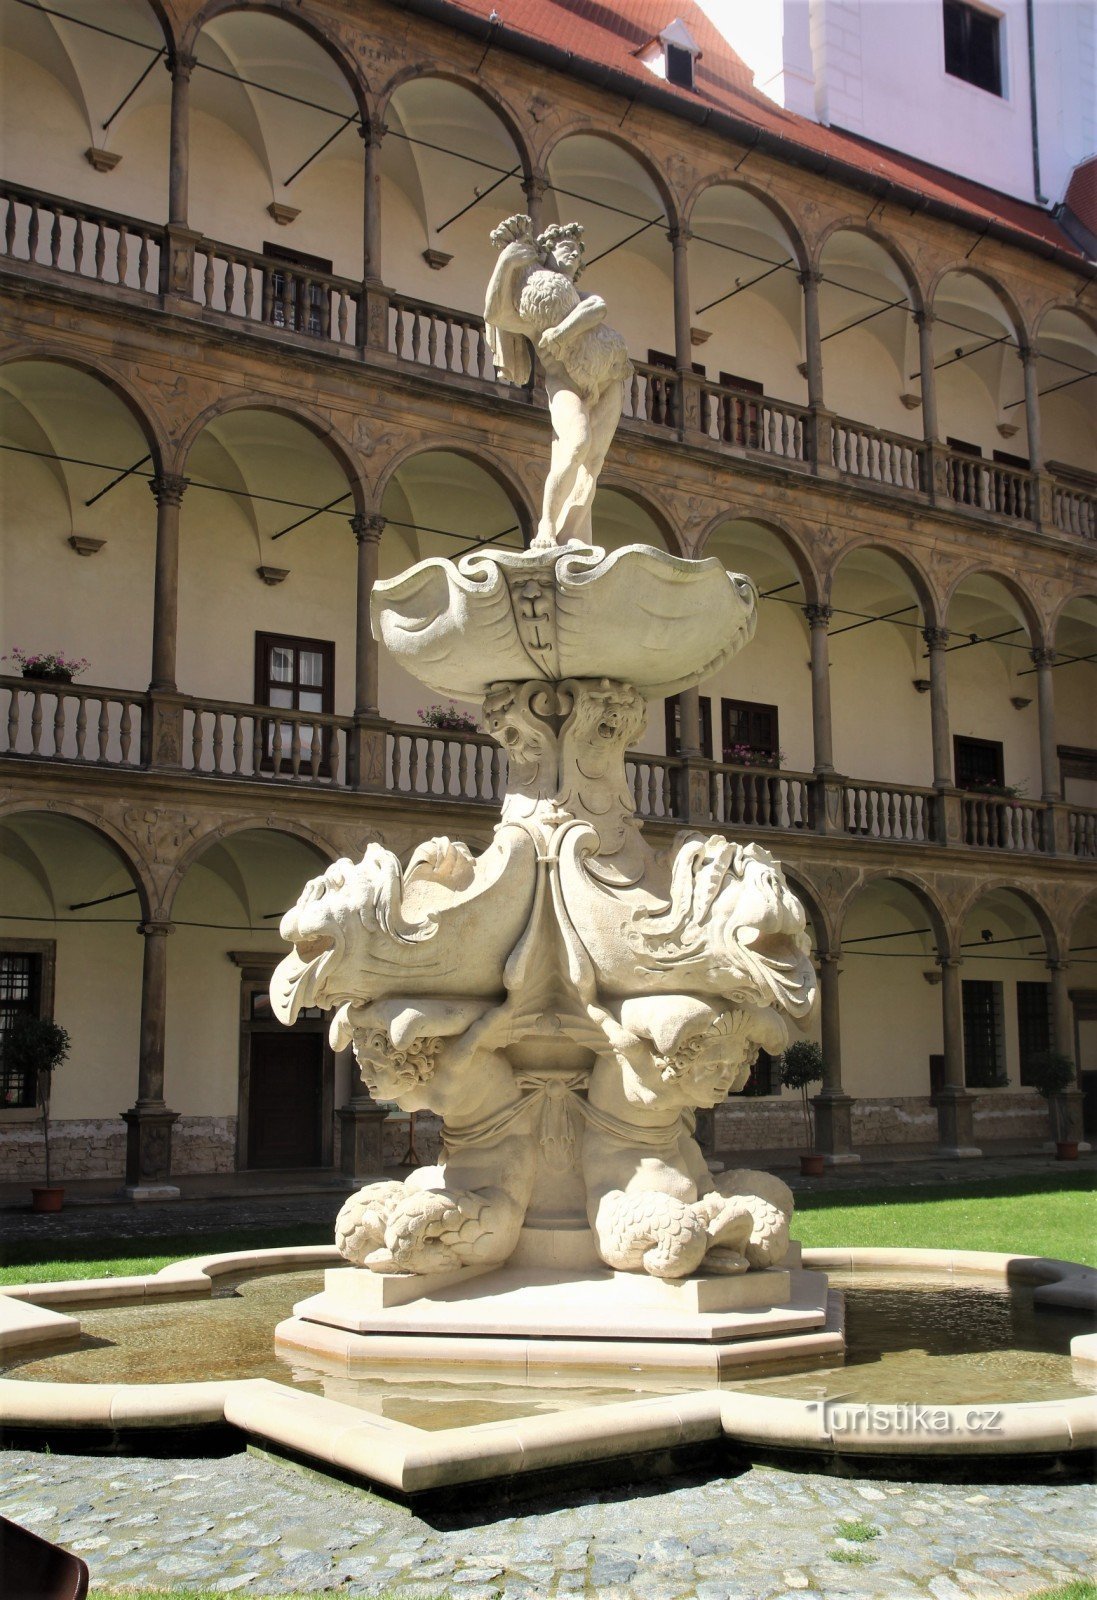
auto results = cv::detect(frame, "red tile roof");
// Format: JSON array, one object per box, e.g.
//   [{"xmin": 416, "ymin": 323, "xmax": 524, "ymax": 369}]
[{"xmin": 443, "ymin": 0, "xmax": 1084, "ymax": 261}]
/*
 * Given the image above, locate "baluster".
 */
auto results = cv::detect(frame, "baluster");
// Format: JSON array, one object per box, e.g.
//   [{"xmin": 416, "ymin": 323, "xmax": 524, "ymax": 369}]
[
  {"xmin": 50, "ymin": 205, "xmax": 62, "ymax": 268},
  {"xmin": 191, "ymin": 709, "xmax": 204, "ymax": 769},
  {"xmin": 337, "ymin": 293, "xmax": 348, "ymax": 342},
  {"xmin": 629, "ymin": 372, "xmax": 640, "ymax": 418},
  {"xmin": 252, "ymin": 717, "xmax": 264, "ymax": 778},
  {"xmin": 390, "ymin": 733, "xmax": 403, "ymax": 791},
  {"xmin": 27, "ymin": 201, "xmax": 40, "ymax": 262},
  {"xmin": 119, "ymin": 701, "xmax": 133, "ymax": 764},
  {"xmin": 212, "ymin": 712, "xmax": 224, "ymax": 774},
  {"xmin": 425, "ymin": 736, "xmax": 437, "ymax": 792},
  {"xmin": 320, "ymin": 284, "xmax": 332, "ymax": 339},
  {"xmin": 224, "ymin": 256, "xmax": 236, "ymax": 314},
  {"xmin": 72, "ymin": 214, "xmax": 84, "ymax": 275},
  {"xmin": 286, "ymin": 719, "xmax": 302, "ymax": 777},
  {"xmin": 408, "ymin": 735, "xmax": 421, "ymax": 792},
  {"xmin": 262, "ymin": 264, "xmax": 274, "ymax": 325},
  {"xmin": 393, "ymin": 301, "xmax": 406, "ymax": 357},
  {"xmin": 203, "ymin": 251, "xmax": 215, "ymax": 308},
  {"xmin": 411, "ymin": 309, "xmax": 422, "ymax": 363},
  {"xmin": 427, "ymin": 314, "xmax": 439, "ymax": 366},
  {"xmin": 74, "ymin": 697, "xmax": 87, "ymax": 759},
  {"xmin": 271, "ymin": 718, "xmax": 285, "ymax": 775},
  {"xmin": 473, "ymin": 741, "xmax": 484, "ymax": 799},
  {"xmin": 310, "ymin": 722, "xmax": 323, "ymax": 779},
  {"xmin": 477, "ymin": 325, "xmax": 490, "ymax": 378},
  {"xmin": 441, "ymin": 739, "xmax": 454, "ymax": 794},
  {"xmin": 492, "ymin": 746, "xmax": 504, "ymax": 800},
  {"xmin": 459, "ymin": 322, "xmax": 470, "ymax": 374},
  {"xmin": 97, "ymin": 699, "xmax": 109, "ymax": 761},
  {"xmin": 444, "ymin": 318, "xmax": 454, "ymax": 369},
  {"xmin": 94, "ymin": 220, "xmax": 105, "ymax": 280},
  {"xmin": 52, "ymin": 693, "xmax": 65, "ymax": 758},
  {"xmin": 232, "ymin": 716, "xmax": 243, "ymax": 777},
  {"xmin": 242, "ymin": 263, "xmax": 255, "ymax": 319},
  {"xmin": 7, "ymin": 685, "xmax": 19, "ymax": 751},
  {"xmin": 139, "ymin": 231, "xmax": 152, "ymax": 291},
  {"xmin": 3, "ymin": 195, "xmax": 15, "ymax": 257},
  {"xmin": 115, "ymin": 227, "xmax": 128, "ymax": 285},
  {"xmin": 280, "ymin": 270, "xmax": 294, "ymax": 329}
]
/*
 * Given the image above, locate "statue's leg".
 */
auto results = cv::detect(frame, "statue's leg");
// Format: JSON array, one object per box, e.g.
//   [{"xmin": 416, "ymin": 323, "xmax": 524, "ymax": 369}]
[
  {"xmin": 559, "ymin": 386, "xmax": 622, "ymax": 544},
  {"xmin": 538, "ymin": 387, "xmax": 588, "ymax": 547},
  {"xmin": 334, "ymin": 1179, "xmax": 409, "ymax": 1266}
]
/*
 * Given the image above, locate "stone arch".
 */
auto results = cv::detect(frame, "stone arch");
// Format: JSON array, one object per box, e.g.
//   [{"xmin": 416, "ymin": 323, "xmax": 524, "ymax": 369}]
[
  {"xmin": 812, "ymin": 217, "xmax": 925, "ymax": 312},
  {"xmin": 694, "ymin": 510, "xmax": 821, "ymax": 604},
  {"xmin": 781, "ymin": 865, "xmax": 836, "ymax": 955},
  {"xmin": 539, "ymin": 121, "xmax": 679, "ymax": 231},
  {"xmin": 161, "ymin": 816, "xmax": 334, "ymax": 917},
  {"xmin": 595, "ymin": 476, "xmax": 683, "ymax": 555},
  {"xmin": 682, "ymin": 176, "xmax": 809, "ymax": 272},
  {"xmin": 1050, "ymin": 585, "xmax": 1097, "ymax": 645},
  {"xmin": 174, "ymin": 396, "xmax": 367, "ymax": 515},
  {"xmin": 0, "ymin": 344, "xmax": 168, "ymax": 477},
  {"xmin": 836, "ymin": 868, "xmax": 952, "ymax": 955},
  {"xmin": 954, "ymin": 878, "xmax": 1059, "ymax": 961},
  {"xmin": 0, "ymin": 800, "xmax": 155, "ymax": 923},
  {"xmin": 183, "ymin": 0, "xmax": 370, "ymax": 122},
  {"xmin": 376, "ymin": 63, "xmax": 534, "ymax": 180},
  {"xmin": 1032, "ymin": 298, "xmax": 1097, "ymax": 344},
  {"xmin": 825, "ymin": 538, "xmax": 941, "ymax": 628},
  {"xmin": 374, "ymin": 438, "xmax": 536, "ymax": 541},
  {"xmin": 927, "ymin": 262, "xmax": 1029, "ymax": 346},
  {"xmin": 943, "ymin": 564, "xmax": 1045, "ymax": 649},
  {"xmin": 1067, "ymin": 891, "xmax": 1097, "ymax": 949}
]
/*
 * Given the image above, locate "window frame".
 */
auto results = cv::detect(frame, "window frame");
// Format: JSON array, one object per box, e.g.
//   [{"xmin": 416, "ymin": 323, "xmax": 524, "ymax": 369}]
[
  {"xmin": 954, "ymin": 734, "xmax": 1005, "ymax": 791},
  {"xmin": 721, "ymin": 698, "xmax": 781, "ymax": 768},
  {"xmin": 962, "ymin": 978, "xmax": 1007, "ymax": 1089},
  {"xmin": 254, "ymin": 631, "xmax": 336, "ymax": 776},
  {"xmin": 943, "ymin": 0, "xmax": 1004, "ymax": 98},
  {"xmin": 0, "ymin": 939, "xmax": 56, "ymax": 1113},
  {"xmin": 1016, "ymin": 981, "xmax": 1052, "ymax": 1088}
]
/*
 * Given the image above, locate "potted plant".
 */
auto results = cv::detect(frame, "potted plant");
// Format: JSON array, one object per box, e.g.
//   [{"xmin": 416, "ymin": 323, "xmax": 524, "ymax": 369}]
[
  {"xmin": 417, "ymin": 702, "xmax": 479, "ymax": 733},
  {"xmin": 1026, "ymin": 1049, "xmax": 1078, "ymax": 1160},
  {"xmin": 780, "ymin": 1039, "xmax": 825, "ymax": 1176},
  {"xmin": 3, "ymin": 648, "xmax": 90, "ymax": 684},
  {"xmin": 5, "ymin": 1014, "xmax": 71, "ymax": 1210}
]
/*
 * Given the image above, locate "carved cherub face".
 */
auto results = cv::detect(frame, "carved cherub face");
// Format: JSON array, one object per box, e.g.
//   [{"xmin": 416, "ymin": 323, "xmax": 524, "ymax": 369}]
[
  {"xmin": 612, "ymin": 996, "xmax": 788, "ymax": 1110},
  {"xmin": 551, "ymin": 238, "xmax": 583, "ymax": 280},
  {"xmin": 351, "ymin": 1026, "xmax": 441, "ymax": 1107}
]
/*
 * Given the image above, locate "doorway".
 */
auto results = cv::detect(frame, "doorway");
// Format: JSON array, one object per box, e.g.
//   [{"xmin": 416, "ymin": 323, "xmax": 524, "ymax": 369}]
[{"xmin": 232, "ymin": 952, "xmax": 333, "ymax": 1170}]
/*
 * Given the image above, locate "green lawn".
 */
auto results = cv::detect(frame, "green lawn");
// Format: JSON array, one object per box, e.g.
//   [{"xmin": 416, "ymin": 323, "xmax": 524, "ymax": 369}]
[{"xmin": 1, "ymin": 1172, "xmax": 1093, "ymax": 1286}]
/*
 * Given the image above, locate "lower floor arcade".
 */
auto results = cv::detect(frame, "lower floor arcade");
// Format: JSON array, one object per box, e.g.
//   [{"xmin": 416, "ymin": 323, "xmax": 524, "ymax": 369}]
[{"xmin": 1, "ymin": 795, "xmax": 1094, "ymax": 1190}]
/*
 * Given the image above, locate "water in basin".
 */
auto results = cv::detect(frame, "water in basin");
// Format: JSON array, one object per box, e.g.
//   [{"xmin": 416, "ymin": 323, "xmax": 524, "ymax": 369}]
[{"xmin": 3, "ymin": 1268, "xmax": 1093, "ymax": 1431}]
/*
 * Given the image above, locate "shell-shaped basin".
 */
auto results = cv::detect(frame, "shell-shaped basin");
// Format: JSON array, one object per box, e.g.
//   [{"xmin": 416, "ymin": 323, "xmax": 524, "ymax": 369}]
[{"xmin": 370, "ymin": 542, "xmax": 758, "ymax": 699}]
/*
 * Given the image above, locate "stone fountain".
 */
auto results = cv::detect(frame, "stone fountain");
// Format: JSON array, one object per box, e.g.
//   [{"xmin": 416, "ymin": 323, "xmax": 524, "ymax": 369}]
[{"xmin": 272, "ymin": 214, "xmax": 838, "ymax": 1381}]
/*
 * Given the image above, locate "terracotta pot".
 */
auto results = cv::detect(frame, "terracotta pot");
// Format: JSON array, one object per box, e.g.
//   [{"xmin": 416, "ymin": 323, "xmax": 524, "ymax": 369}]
[
  {"xmin": 31, "ymin": 1185, "xmax": 64, "ymax": 1213},
  {"xmin": 1055, "ymin": 1141, "xmax": 1079, "ymax": 1162},
  {"xmin": 799, "ymin": 1153, "xmax": 825, "ymax": 1177}
]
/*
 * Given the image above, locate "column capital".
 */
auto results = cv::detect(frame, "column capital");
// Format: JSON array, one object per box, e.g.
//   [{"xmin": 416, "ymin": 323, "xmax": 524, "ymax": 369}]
[
  {"xmin": 817, "ymin": 948, "xmax": 843, "ymax": 966},
  {"xmin": 149, "ymin": 473, "xmax": 189, "ymax": 508},
  {"xmin": 351, "ymin": 511, "xmax": 386, "ymax": 543},
  {"xmin": 358, "ymin": 119, "xmax": 386, "ymax": 148},
  {"xmin": 923, "ymin": 626, "xmax": 950, "ymax": 649},
  {"xmin": 1046, "ymin": 957, "xmax": 1069, "ymax": 973},
  {"xmin": 668, "ymin": 224, "xmax": 692, "ymax": 248},
  {"xmin": 936, "ymin": 954, "xmax": 963, "ymax": 970},
  {"xmin": 914, "ymin": 308, "xmax": 935, "ymax": 330},
  {"xmin": 804, "ymin": 602, "xmax": 832, "ymax": 628},
  {"xmin": 797, "ymin": 267, "xmax": 823, "ymax": 288},
  {"xmin": 522, "ymin": 170, "xmax": 547, "ymax": 199},
  {"xmin": 138, "ymin": 920, "xmax": 175, "ymax": 938},
  {"xmin": 1018, "ymin": 343, "xmax": 1036, "ymax": 366},
  {"xmin": 1030, "ymin": 646, "xmax": 1056, "ymax": 668},
  {"xmin": 166, "ymin": 50, "xmax": 197, "ymax": 80}
]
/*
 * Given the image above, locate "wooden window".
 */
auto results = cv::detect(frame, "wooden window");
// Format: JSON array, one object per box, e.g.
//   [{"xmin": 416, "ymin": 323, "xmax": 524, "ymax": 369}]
[
  {"xmin": 664, "ymin": 694, "xmax": 713, "ymax": 758},
  {"xmin": 646, "ymin": 349, "xmax": 705, "ymax": 376},
  {"xmin": 722, "ymin": 698, "xmax": 780, "ymax": 767},
  {"xmin": 993, "ymin": 449, "xmax": 1030, "ymax": 470},
  {"xmin": 943, "ymin": 0, "xmax": 1003, "ymax": 96},
  {"xmin": 962, "ymin": 979, "xmax": 1006, "ymax": 1088},
  {"xmin": 263, "ymin": 243, "xmax": 333, "ymax": 336},
  {"xmin": 0, "ymin": 941, "xmax": 54, "ymax": 1109},
  {"xmin": 734, "ymin": 1050, "xmax": 775, "ymax": 1097},
  {"xmin": 665, "ymin": 41, "xmax": 695, "ymax": 89},
  {"xmin": 954, "ymin": 734, "xmax": 1004, "ymax": 791},
  {"xmin": 1017, "ymin": 982, "xmax": 1052, "ymax": 1087},
  {"xmin": 719, "ymin": 371, "xmax": 764, "ymax": 447},
  {"xmin": 255, "ymin": 633, "xmax": 334, "ymax": 774}
]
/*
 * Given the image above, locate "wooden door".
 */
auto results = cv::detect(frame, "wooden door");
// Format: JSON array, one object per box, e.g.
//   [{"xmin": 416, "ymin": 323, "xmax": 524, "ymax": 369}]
[{"xmin": 247, "ymin": 1031, "xmax": 323, "ymax": 1168}]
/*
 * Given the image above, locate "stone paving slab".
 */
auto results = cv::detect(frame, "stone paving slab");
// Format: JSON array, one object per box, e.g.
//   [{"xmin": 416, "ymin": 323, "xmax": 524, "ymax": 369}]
[{"xmin": 1, "ymin": 1447, "xmax": 1093, "ymax": 1598}]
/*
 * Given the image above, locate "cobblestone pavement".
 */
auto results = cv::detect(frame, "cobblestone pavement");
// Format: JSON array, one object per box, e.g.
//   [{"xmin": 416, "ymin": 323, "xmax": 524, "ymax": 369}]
[
  {"xmin": 2, "ymin": 1446, "xmax": 1093, "ymax": 1598},
  {"xmin": 3, "ymin": 1151, "xmax": 1091, "ymax": 1249}
]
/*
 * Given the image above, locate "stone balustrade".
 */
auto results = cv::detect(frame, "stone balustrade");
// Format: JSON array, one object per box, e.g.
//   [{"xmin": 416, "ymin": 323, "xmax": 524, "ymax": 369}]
[{"xmin": 3, "ymin": 180, "xmax": 1093, "ymax": 542}]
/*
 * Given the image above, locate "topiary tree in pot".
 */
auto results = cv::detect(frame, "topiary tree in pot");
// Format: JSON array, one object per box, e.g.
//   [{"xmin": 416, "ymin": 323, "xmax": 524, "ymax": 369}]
[
  {"xmin": 780, "ymin": 1039, "xmax": 825, "ymax": 1176},
  {"xmin": 4, "ymin": 1014, "xmax": 71, "ymax": 1209},
  {"xmin": 1026, "ymin": 1049, "xmax": 1078, "ymax": 1160}
]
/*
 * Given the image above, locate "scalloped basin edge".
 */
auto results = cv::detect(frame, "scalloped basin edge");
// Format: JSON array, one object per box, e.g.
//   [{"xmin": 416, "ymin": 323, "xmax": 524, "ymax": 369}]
[{"xmin": 2, "ymin": 1245, "xmax": 1095, "ymax": 1493}]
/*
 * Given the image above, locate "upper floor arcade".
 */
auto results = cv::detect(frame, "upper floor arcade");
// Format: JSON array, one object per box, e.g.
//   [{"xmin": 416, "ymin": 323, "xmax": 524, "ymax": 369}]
[{"xmin": 0, "ymin": 0, "xmax": 1094, "ymax": 543}]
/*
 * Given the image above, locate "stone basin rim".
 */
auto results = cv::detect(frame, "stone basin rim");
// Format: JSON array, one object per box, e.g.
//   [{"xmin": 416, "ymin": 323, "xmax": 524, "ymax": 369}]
[{"xmin": 0, "ymin": 1245, "xmax": 1094, "ymax": 1483}]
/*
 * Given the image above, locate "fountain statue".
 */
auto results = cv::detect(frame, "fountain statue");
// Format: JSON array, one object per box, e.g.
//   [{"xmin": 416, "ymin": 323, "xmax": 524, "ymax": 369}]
[{"xmin": 272, "ymin": 215, "xmax": 828, "ymax": 1364}]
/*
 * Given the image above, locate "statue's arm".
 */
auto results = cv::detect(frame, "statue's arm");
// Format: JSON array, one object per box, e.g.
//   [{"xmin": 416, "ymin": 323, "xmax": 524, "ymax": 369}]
[
  {"xmin": 540, "ymin": 291, "xmax": 608, "ymax": 352},
  {"xmin": 484, "ymin": 242, "xmax": 536, "ymax": 335}
]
